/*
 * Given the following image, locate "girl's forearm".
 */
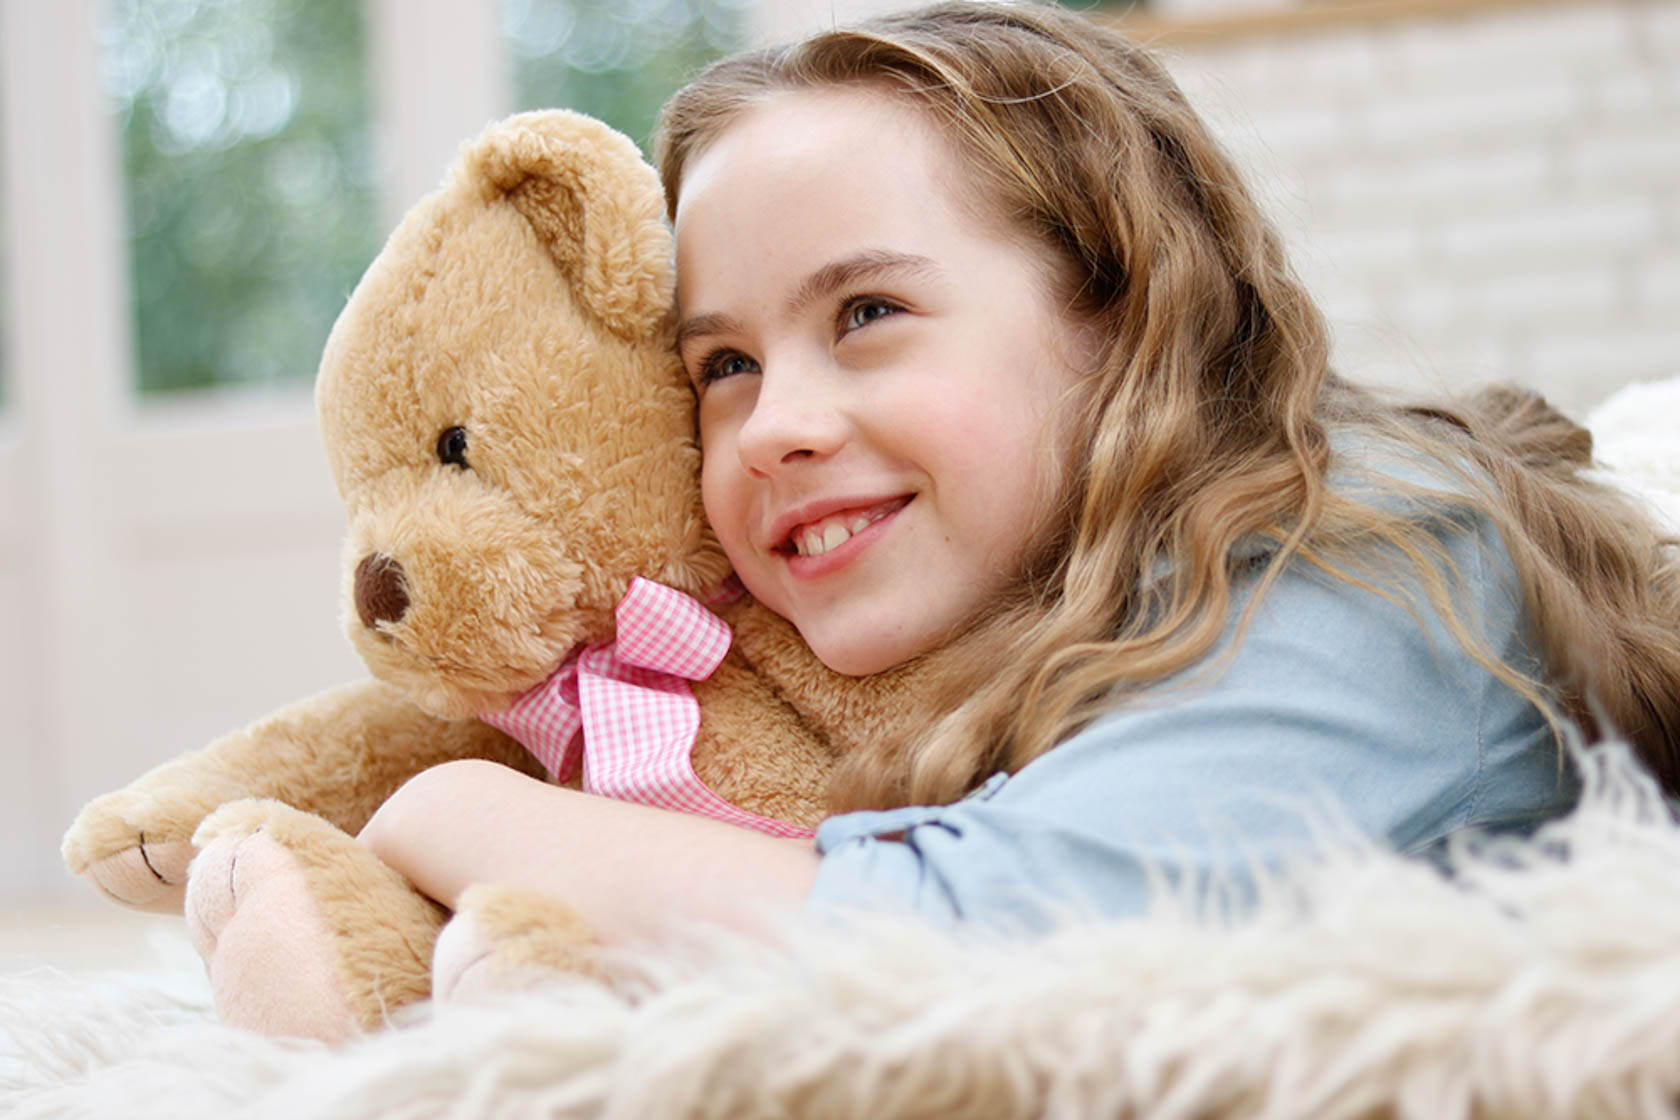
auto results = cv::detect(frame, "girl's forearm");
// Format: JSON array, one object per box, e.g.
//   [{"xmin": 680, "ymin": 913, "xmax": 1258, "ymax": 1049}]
[{"xmin": 358, "ymin": 759, "xmax": 821, "ymax": 945}]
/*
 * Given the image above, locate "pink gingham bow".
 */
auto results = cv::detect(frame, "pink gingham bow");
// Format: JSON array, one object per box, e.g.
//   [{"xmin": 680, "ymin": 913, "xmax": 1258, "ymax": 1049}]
[{"xmin": 481, "ymin": 576, "xmax": 814, "ymax": 839}]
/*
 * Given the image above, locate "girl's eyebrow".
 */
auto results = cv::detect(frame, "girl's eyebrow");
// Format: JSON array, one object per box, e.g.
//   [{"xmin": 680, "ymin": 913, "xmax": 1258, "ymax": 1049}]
[
  {"xmin": 676, "ymin": 250, "xmax": 942, "ymax": 353},
  {"xmin": 786, "ymin": 250, "xmax": 942, "ymax": 316},
  {"xmin": 676, "ymin": 310, "xmax": 742, "ymax": 353}
]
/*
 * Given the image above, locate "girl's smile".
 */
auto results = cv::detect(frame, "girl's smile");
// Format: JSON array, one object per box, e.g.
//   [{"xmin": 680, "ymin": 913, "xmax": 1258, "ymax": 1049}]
[
  {"xmin": 773, "ymin": 494, "xmax": 910, "ymax": 560},
  {"xmin": 781, "ymin": 495, "xmax": 911, "ymax": 585},
  {"xmin": 674, "ymin": 86, "xmax": 1098, "ymax": 675}
]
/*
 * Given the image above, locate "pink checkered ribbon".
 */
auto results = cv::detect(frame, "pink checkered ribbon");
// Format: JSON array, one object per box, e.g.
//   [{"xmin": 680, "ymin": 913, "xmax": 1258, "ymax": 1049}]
[{"xmin": 481, "ymin": 577, "xmax": 814, "ymax": 840}]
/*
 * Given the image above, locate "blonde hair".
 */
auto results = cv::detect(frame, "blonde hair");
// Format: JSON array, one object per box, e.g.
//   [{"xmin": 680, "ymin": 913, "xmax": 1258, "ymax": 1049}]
[{"xmin": 657, "ymin": 1, "xmax": 1680, "ymax": 808}]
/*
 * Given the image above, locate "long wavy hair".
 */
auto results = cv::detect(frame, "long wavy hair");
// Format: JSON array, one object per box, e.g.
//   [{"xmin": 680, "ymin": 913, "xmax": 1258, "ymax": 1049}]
[{"xmin": 656, "ymin": 1, "xmax": 1680, "ymax": 808}]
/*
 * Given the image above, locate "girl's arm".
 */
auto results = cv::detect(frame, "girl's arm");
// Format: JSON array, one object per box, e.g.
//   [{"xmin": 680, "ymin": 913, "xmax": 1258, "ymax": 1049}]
[{"xmin": 358, "ymin": 758, "xmax": 820, "ymax": 945}]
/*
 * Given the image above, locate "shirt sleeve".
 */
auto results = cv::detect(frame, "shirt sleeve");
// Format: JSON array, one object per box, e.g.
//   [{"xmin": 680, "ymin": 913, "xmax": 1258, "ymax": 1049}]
[{"xmin": 805, "ymin": 507, "xmax": 1579, "ymax": 934}]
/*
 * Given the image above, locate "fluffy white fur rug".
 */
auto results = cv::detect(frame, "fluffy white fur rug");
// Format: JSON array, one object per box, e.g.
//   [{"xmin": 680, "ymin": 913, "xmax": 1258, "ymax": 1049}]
[
  {"xmin": 4, "ymin": 377, "xmax": 1677, "ymax": 1120},
  {"xmin": 1586, "ymin": 377, "xmax": 1680, "ymax": 531}
]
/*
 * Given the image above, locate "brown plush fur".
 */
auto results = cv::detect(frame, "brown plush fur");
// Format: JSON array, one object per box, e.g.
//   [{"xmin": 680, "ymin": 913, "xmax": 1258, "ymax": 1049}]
[
  {"xmin": 192, "ymin": 798, "xmax": 448, "ymax": 1036},
  {"xmin": 433, "ymin": 883, "xmax": 607, "ymax": 1003},
  {"xmin": 62, "ymin": 110, "xmax": 940, "ymax": 1036}
]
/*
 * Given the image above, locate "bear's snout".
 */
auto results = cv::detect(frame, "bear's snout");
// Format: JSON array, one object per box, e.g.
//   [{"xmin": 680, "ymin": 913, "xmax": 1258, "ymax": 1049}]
[{"xmin": 354, "ymin": 553, "xmax": 410, "ymax": 630}]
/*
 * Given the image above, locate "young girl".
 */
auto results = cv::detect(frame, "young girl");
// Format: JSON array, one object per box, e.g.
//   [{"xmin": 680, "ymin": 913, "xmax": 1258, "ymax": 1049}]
[{"xmin": 361, "ymin": 1, "xmax": 1680, "ymax": 939}]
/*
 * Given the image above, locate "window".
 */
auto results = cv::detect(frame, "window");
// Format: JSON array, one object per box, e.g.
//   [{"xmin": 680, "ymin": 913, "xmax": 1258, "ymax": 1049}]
[
  {"xmin": 504, "ymin": 0, "xmax": 749, "ymax": 155},
  {"xmin": 101, "ymin": 0, "xmax": 380, "ymax": 395}
]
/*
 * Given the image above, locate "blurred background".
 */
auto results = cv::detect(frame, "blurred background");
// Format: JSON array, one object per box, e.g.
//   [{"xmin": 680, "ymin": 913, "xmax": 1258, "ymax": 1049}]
[{"xmin": 0, "ymin": 0, "xmax": 1675, "ymax": 929}]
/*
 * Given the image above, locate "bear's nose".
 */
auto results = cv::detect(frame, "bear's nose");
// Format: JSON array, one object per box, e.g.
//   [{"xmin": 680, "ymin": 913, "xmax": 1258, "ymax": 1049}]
[{"xmin": 354, "ymin": 553, "xmax": 410, "ymax": 629}]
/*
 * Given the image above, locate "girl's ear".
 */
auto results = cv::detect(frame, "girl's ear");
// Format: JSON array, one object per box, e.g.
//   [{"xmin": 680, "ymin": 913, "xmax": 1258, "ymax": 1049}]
[{"xmin": 457, "ymin": 109, "xmax": 675, "ymax": 341}]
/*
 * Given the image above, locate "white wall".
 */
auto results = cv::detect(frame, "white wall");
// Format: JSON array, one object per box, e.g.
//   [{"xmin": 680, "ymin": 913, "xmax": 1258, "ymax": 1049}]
[
  {"xmin": 1155, "ymin": 0, "xmax": 1680, "ymax": 418},
  {"xmin": 0, "ymin": 435, "xmax": 48, "ymax": 898}
]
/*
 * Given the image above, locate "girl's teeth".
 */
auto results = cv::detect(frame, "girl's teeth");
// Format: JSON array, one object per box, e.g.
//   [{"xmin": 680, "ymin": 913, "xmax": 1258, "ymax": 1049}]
[
  {"xmin": 798, "ymin": 523, "xmax": 851, "ymax": 556},
  {"xmin": 792, "ymin": 501, "xmax": 905, "ymax": 557}
]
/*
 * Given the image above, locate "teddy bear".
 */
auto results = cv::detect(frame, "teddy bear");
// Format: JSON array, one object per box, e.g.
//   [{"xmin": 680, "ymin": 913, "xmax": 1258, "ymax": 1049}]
[{"xmin": 61, "ymin": 109, "xmax": 944, "ymax": 1043}]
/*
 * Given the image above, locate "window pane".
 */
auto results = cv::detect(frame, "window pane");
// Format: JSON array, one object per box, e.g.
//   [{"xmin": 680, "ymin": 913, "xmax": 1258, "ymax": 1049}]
[
  {"xmin": 102, "ymin": 0, "xmax": 380, "ymax": 396},
  {"xmin": 504, "ymin": 0, "xmax": 749, "ymax": 155}
]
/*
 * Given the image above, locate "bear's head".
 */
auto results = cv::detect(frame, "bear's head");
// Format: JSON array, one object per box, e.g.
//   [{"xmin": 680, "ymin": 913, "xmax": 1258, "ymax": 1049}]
[{"xmin": 315, "ymin": 111, "xmax": 728, "ymax": 719}]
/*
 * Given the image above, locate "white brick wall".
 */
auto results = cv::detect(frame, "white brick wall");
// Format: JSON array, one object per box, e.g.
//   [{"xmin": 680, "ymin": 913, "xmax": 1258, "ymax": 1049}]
[{"xmin": 1159, "ymin": 0, "xmax": 1680, "ymax": 418}]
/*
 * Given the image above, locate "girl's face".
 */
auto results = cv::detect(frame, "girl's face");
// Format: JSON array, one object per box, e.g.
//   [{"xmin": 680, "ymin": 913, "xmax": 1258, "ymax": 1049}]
[{"xmin": 675, "ymin": 87, "xmax": 1097, "ymax": 676}]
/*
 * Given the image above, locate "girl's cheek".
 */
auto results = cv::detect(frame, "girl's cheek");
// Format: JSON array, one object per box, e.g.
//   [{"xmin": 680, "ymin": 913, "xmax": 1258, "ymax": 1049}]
[{"xmin": 699, "ymin": 466, "xmax": 741, "ymax": 546}]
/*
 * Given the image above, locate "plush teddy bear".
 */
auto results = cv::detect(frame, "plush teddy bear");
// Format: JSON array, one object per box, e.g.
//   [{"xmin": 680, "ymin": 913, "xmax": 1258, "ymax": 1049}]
[{"xmin": 61, "ymin": 110, "xmax": 942, "ymax": 1042}]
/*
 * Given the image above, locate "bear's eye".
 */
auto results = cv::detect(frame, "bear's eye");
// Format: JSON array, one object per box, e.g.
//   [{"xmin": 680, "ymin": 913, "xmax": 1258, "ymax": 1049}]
[{"xmin": 436, "ymin": 426, "xmax": 470, "ymax": 469}]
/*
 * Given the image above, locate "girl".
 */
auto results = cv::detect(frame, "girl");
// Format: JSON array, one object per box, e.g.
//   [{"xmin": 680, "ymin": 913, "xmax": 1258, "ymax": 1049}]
[{"xmin": 362, "ymin": 1, "xmax": 1680, "ymax": 938}]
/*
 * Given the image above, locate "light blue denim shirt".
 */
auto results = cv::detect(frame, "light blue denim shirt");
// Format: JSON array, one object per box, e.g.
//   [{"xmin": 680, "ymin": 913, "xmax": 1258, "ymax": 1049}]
[{"xmin": 807, "ymin": 442, "xmax": 1579, "ymax": 932}]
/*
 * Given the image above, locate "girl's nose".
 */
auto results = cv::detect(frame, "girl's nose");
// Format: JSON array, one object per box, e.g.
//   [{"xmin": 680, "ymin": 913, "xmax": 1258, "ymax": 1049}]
[{"xmin": 733, "ymin": 362, "xmax": 848, "ymax": 476}]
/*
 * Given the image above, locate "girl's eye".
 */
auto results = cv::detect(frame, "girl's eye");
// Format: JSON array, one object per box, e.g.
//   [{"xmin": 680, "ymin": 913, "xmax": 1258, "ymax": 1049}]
[
  {"xmin": 695, "ymin": 350, "xmax": 759, "ymax": 388},
  {"xmin": 841, "ymin": 297, "xmax": 902, "ymax": 332}
]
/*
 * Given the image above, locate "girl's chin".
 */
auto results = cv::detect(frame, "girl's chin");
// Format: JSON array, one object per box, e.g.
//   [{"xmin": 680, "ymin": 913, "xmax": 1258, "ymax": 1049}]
[{"xmin": 800, "ymin": 628, "xmax": 928, "ymax": 678}]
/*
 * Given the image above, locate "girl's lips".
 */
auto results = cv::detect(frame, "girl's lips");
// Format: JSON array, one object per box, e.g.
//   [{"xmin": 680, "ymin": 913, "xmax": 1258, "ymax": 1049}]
[
  {"xmin": 769, "ymin": 495, "xmax": 912, "ymax": 554},
  {"xmin": 781, "ymin": 495, "xmax": 912, "ymax": 557},
  {"xmin": 781, "ymin": 496, "xmax": 910, "ymax": 578}
]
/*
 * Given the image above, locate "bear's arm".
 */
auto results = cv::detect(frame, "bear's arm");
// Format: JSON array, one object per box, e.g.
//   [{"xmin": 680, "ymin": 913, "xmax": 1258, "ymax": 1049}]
[{"xmin": 62, "ymin": 677, "xmax": 543, "ymax": 912}]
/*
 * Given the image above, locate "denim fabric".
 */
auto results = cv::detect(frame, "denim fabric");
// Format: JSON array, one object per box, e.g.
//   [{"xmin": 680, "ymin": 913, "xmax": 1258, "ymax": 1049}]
[{"xmin": 807, "ymin": 445, "xmax": 1579, "ymax": 933}]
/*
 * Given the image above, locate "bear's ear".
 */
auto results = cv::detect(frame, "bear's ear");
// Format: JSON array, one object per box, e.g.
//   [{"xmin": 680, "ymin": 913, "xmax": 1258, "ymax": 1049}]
[{"xmin": 457, "ymin": 110, "xmax": 674, "ymax": 341}]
